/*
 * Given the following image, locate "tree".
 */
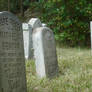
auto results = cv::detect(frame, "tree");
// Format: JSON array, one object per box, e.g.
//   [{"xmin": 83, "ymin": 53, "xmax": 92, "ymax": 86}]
[
  {"xmin": 20, "ymin": 0, "xmax": 24, "ymax": 16},
  {"xmin": 8, "ymin": 0, "xmax": 10, "ymax": 11}
]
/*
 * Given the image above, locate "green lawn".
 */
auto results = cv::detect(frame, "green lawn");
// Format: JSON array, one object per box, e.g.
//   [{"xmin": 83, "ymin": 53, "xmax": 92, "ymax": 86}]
[{"xmin": 26, "ymin": 47, "xmax": 92, "ymax": 92}]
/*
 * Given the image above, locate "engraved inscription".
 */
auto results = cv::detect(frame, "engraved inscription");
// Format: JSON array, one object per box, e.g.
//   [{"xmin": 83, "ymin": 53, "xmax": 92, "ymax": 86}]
[{"xmin": 0, "ymin": 11, "xmax": 27, "ymax": 92}]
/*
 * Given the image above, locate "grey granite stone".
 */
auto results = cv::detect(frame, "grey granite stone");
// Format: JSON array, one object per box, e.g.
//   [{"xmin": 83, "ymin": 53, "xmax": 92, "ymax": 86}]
[
  {"xmin": 33, "ymin": 27, "xmax": 58, "ymax": 78},
  {"xmin": 0, "ymin": 11, "xmax": 27, "ymax": 92}
]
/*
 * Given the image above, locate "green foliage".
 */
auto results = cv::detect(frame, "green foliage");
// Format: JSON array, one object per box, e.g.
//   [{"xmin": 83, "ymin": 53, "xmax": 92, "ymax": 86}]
[
  {"xmin": 23, "ymin": 0, "xmax": 30, "ymax": 8},
  {"xmin": 0, "ymin": 0, "xmax": 92, "ymax": 46},
  {"xmin": 10, "ymin": 0, "xmax": 20, "ymax": 13},
  {"xmin": 29, "ymin": 0, "xmax": 92, "ymax": 46},
  {"xmin": 0, "ymin": 0, "xmax": 8, "ymax": 11},
  {"xmin": 0, "ymin": 0, "xmax": 19, "ymax": 13},
  {"xmin": 0, "ymin": 0, "xmax": 29, "ymax": 13}
]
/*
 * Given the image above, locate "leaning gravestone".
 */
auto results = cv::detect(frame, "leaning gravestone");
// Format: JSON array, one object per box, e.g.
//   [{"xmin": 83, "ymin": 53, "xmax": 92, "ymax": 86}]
[
  {"xmin": 22, "ymin": 23, "xmax": 33, "ymax": 59},
  {"xmin": 0, "ymin": 11, "xmax": 27, "ymax": 92},
  {"xmin": 33, "ymin": 27, "xmax": 58, "ymax": 78},
  {"xmin": 90, "ymin": 21, "xmax": 92, "ymax": 53},
  {"xmin": 28, "ymin": 18, "xmax": 42, "ymax": 30}
]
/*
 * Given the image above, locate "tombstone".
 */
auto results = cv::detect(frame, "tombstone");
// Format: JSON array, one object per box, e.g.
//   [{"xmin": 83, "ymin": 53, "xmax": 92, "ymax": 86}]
[
  {"xmin": 42, "ymin": 23, "xmax": 47, "ymax": 27},
  {"xmin": 0, "ymin": 58, "xmax": 1, "ymax": 92},
  {"xmin": 28, "ymin": 25, "xmax": 34, "ymax": 59},
  {"xmin": 0, "ymin": 11, "xmax": 27, "ymax": 92},
  {"xmin": 22, "ymin": 23, "xmax": 33, "ymax": 59},
  {"xmin": 22, "ymin": 23, "xmax": 29, "ymax": 59},
  {"xmin": 90, "ymin": 21, "xmax": 92, "ymax": 53},
  {"xmin": 28, "ymin": 18, "xmax": 42, "ymax": 30},
  {"xmin": 33, "ymin": 27, "xmax": 58, "ymax": 78},
  {"xmin": 27, "ymin": 18, "xmax": 42, "ymax": 59}
]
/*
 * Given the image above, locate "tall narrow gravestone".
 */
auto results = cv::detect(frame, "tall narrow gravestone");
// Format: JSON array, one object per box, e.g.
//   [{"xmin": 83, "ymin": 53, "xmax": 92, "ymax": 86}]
[
  {"xmin": 33, "ymin": 27, "xmax": 58, "ymax": 78},
  {"xmin": 22, "ymin": 23, "xmax": 29, "ymax": 59},
  {"xmin": 90, "ymin": 21, "xmax": 92, "ymax": 53},
  {"xmin": 22, "ymin": 23, "xmax": 33, "ymax": 59},
  {"xmin": 27, "ymin": 18, "xmax": 42, "ymax": 59},
  {"xmin": 0, "ymin": 12, "xmax": 27, "ymax": 92}
]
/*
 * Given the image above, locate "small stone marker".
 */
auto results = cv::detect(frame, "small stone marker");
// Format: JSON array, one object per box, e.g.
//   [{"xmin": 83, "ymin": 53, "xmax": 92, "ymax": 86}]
[
  {"xmin": 33, "ymin": 27, "xmax": 58, "ymax": 78},
  {"xmin": 22, "ymin": 23, "xmax": 33, "ymax": 59},
  {"xmin": 0, "ymin": 11, "xmax": 27, "ymax": 92},
  {"xmin": 90, "ymin": 21, "xmax": 92, "ymax": 53},
  {"xmin": 28, "ymin": 18, "xmax": 42, "ymax": 30}
]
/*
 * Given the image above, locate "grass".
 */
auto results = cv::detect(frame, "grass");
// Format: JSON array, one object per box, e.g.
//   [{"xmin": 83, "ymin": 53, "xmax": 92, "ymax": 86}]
[{"xmin": 26, "ymin": 47, "xmax": 92, "ymax": 92}]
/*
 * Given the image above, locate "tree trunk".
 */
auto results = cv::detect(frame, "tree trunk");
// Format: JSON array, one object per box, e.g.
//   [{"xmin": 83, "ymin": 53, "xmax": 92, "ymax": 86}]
[
  {"xmin": 8, "ymin": 0, "xmax": 10, "ymax": 11},
  {"xmin": 20, "ymin": 0, "xmax": 24, "ymax": 16}
]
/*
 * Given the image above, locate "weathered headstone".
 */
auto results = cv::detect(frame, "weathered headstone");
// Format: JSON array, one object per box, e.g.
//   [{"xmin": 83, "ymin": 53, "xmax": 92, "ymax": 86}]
[
  {"xmin": 27, "ymin": 18, "xmax": 42, "ymax": 59},
  {"xmin": 28, "ymin": 18, "xmax": 42, "ymax": 30},
  {"xmin": 28, "ymin": 25, "xmax": 34, "ymax": 59},
  {"xmin": 33, "ymin": 27, "xmax": 58, "ymax": 78},
  {"xmin": 22, "ymin": 23, "xmax": 29, "ymax": 59},
  {"xmin": 23, "ymin": 23, "xmax": 29, "ymax": 59},
  {"xmin": 22, "ymin": 23, "xmax": 33, "ymax": 59},
  {"xmin": 0, "ymin": 11, "xmax": 27, "ymax": 92},
  {"xmin": 42, "ymin": 23, "xmax": 47, "ymax": 27},
  {"xmin": 0, "ymin": 58, "xmax": 1, "ymax": 92},
  {"xmin": 90, "ymin": 21, "xmax": 92, "ymax": 53}
]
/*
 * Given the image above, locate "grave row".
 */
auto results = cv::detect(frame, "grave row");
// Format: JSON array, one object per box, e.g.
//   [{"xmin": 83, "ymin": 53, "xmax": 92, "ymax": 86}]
[
  {"xmin": 1, "ymin": 11, "xmax": 92, "ymax": 92},
  {"xmin": 0, "ymin": 11, "xmax": 58, "ymax": 92},
  {"xmin": 22, "ymin": 18, "xmax": 47, "ymax": 59},
  {"xmin": 22, "ymin": 18, "xmax": 58, "ymax": 78}
]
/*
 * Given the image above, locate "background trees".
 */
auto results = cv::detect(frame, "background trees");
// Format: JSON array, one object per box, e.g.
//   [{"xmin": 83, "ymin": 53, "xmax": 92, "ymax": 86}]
[
  {"xmin": 0, "ymin": 0, "xmax": 92, "ymax": 46},
  {"xmin": 27, "ymin": 0, "xmax": 92, "ymax": 46}
]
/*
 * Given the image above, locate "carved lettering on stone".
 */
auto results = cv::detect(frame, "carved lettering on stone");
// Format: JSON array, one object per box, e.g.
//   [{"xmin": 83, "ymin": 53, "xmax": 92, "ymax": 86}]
[{"xmin": 0, "ymin": 11, "xmax": 27, "ymax": 92}]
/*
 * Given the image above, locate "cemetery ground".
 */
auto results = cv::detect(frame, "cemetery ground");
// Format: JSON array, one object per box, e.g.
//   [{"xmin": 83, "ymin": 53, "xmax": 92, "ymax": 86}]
[{"xmin": 26, "ymin": 46, "xmax": 92, "ymax": 92}]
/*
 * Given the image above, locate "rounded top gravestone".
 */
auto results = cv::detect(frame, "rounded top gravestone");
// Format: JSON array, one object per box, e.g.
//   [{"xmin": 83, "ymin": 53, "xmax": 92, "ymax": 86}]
[
  {"xmin": 0, "ymin": 11, "xmax": 27, "ymax": 92},
  {"xmin": 28, "ymin": 18, "xmax": 42, "ymax": 30},
  {"xmin": 33, "ymin": 27, "xmax": 58, "ymax": 78}
]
